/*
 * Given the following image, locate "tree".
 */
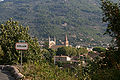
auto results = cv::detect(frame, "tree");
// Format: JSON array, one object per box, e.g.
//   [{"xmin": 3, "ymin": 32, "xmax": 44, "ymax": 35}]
[
  {"xmin": 0, "ymin": 18, "xmax": 42, "ymax": 64},
  {"xmin": 93, "ymin": 47, "xmax": 106, "ymax": 53},
  {"xmin": 56, "ymin": 46, "xmax": 77, "ymax": 56},
  {"xmin": 100, "ymin": 0, "xmax": 120, "ymax": 68},
  {"xmin": 101, "ymin": 0, "xmax": 120, "ymax": 50},
  {"xmin": 77, "ymin": 47, "xmax": 88, "ymax": 55},
  {"xmin": 0, "ymin": 45, "xmax": 4, "ymax": 61},
  {"xmin": 43, "ymin": 41, "xmax": 49, "ymax": 49},
  {"xmin": 42, "ymin": 48, "xmax": 56, "ymax": 63}
]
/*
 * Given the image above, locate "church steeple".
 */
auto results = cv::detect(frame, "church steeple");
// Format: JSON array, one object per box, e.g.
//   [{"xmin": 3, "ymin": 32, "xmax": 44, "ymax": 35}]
[
  {"xmin": 65, "ymin": 34, "xmax": 69, "ymax": 46},
  {"xmin": 54, "ymin": 36, "xmax": 56, "ymax": 45},
  {"xmin": 48, "ymin": 36, "xmax": 51, "ymax": 48}
]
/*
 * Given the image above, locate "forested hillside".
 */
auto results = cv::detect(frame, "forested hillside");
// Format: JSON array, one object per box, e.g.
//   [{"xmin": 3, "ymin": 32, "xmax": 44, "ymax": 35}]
[{"xmin": 0, "ymin": 0, "xmax": 117, "ymax": 46}]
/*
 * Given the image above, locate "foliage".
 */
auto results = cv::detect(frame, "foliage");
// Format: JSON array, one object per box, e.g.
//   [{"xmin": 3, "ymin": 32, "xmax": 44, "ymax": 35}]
[
  {"xmin": 98, "ymin": 47, "xmax": 120, "ymax": 69},
  {"xmin": 91, "ymin": 68, "xmax": 120, "ymax": 80},
  {"xmin": 56, "ymin": 46, "xmax": 78, "ymax": 56},
  {"xmin": 0, "ymin": 45, "xmax": 4, "ymax": 61},
  {"xmin": 77, "ymin": 47, "xmax": 88, "ymax": 55},
  {"xmin": 93, "ymin": 47, "xmax": 106, "ymax": 53},
  {"xmin": 22, "ymin": 61, "xmax": 77, "ymax": 80},
  {"xmin": 101, "ymin": 0, "xmax": 120, "ymax": 67},
  {"xmin": 56, "ymin": 46, "xmax": 88, "ymax": 57},
  {"xmin": 101, "ymin": 0, "xmax": 120, "ymax": 49},
  {"xmin": 0, "ymin": 19, "xmax": 42, "ymax": 64},
  {"xmin": 43, "ymin": 41, "xmax": 49, "ymax": 49},
  {"xmin": 86, "ymin": 56, "xmax": 120, "ymax": 80},
  {"xmin": 42, "ymin": 48, "xmax": 56, "ymax": 63}
]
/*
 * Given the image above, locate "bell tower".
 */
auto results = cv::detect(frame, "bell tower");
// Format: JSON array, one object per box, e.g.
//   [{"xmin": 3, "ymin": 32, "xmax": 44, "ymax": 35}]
[
  {"xmin": 54, "ymin": 36, "xmax": 56, "ymax": 44},
  {"xmin": 65, "ymin": 34, "xmax": 69, "ymax": 46},
  {"xmin": 48, "ymin": 36, "xmax": 51, "ymax": 48},
  {"xmin": 48, "ymin": 36, "xmax": 56, "ymax": 48}
]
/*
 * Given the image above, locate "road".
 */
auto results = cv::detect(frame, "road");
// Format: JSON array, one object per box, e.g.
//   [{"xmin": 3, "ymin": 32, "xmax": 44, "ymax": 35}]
[{"xmin": 0, "ymin": 69, "xmax": 15, "ymax": 80}]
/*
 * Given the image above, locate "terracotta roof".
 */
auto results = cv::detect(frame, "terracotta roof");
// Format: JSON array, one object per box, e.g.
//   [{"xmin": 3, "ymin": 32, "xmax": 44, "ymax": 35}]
[{"xmin": 71, "ymin": 60, "xmax": 79, "ymax": 62}]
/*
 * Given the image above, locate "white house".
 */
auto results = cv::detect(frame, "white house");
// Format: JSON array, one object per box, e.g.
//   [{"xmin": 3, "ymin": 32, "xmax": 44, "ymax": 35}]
[{"xmin": 54, "ymin": 56, "xmax": 71, "ymax": 64}]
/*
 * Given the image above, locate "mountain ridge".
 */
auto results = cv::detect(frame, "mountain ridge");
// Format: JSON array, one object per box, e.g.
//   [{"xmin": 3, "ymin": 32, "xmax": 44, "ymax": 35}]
[{"xmin": 0, "ymin": 0, "xmax": 116, "ymax": 46}]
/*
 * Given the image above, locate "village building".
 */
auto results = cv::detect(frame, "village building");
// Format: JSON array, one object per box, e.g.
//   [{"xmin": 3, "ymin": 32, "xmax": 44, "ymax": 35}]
[{"xmin": 54, "ymin": 56, "xmax": 71, "ymax": 64}]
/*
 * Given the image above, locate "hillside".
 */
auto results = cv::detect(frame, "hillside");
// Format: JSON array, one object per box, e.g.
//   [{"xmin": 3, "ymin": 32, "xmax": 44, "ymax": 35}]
[{"xmin": 0, "ymin": 0, "xmax": 116, "ymax": 47}]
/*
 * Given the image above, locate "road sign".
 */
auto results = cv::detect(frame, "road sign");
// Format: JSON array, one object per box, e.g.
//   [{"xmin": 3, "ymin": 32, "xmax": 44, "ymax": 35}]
[{"xmin": 15, "ymin": 43, "xmax": 28, "ymax": 50}]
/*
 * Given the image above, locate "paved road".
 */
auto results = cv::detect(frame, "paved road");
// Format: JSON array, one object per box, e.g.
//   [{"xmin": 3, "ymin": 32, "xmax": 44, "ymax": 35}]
[{"xmin": 0, "ymin": 69, "xmax": 15, "ymax": 80}]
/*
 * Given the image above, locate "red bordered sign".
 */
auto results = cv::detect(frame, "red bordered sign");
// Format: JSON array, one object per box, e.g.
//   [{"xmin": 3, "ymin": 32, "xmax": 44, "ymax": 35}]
[{"xmin": 15, "ymin": 43, "xmax": 28, "ymax": 50}]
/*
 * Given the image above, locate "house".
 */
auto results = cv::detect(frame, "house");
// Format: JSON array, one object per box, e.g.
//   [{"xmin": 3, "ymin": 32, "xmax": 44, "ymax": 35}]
[{"xmin": 54, "ymin": 56, "xmax": 71, "ymax": 64}]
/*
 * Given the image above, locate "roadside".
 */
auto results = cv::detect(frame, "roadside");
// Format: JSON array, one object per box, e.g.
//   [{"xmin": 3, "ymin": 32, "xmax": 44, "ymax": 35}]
[
  {"xmin": 0, "ymin": 65, "xmax": 24, "ymax": 80},
  {"xmin": 0, "ymin": 69, "xmax": 15, "ymax": 80}
]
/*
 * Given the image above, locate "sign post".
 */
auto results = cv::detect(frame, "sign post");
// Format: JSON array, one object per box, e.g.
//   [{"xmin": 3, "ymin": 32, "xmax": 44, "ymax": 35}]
[
  {"xmin": 15, "ymin": 43, "xmax": 28, "ymax": 50},
  {"xmin": 19, "ymin": 51, "xmax": 22, "ymax": 67},
  {"xmin": 15, "ymin": 42, "xmax": 28, "ymax": 68}
]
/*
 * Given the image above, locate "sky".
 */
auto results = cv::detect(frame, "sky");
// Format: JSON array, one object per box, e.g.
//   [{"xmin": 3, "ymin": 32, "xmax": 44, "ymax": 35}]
[{"xmin": 0, "ymin": 0, "xmax": 4, "ymax": 2}]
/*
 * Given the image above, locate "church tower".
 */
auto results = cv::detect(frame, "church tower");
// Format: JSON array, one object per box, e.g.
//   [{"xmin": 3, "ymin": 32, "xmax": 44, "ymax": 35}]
[
  {"xmin": 54, "ymin": 36, "xmax": 56, "ymax": 44},
  {"xmin": 65, "ymin": 34, "xmax": 69, "ymax": 46},
  {"xmin": 48, "ymin": 36, "xmax": 56, "ymax": 48},
  {"xmin": 48, "ymin": 36, "xmax": 51, "ymax": 48}
]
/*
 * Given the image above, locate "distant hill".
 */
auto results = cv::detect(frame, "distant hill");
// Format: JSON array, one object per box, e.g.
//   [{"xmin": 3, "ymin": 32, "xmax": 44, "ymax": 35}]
[{"xmin": 0, "ymin": 0, "xmax": 118, "ymax": 47}]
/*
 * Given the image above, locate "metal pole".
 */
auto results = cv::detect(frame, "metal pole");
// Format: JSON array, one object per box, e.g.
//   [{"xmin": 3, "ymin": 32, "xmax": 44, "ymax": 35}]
[{"xmin": 21, "ymin": 51, "xmax": 22, "ymax": 68}]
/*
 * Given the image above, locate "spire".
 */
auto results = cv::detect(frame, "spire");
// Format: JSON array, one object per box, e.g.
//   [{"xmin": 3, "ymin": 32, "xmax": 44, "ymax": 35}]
[
  {"xmin": 65, "ymin": 34, "xmax": 69, "ymax": 46},
  {"xmin": 49, "ymin": 36, "xmax": 50, "ymax": 42},
  {"xmin": 65, "ymin": 34, "xmax": 68, "ymax": 41},
  {"xmin": 54, "ymin": 36, "xmax": 56, "ymax": 45},
  {"xmin": 48, "ymin": 36, "xmax": 50, "ymax": 48}
]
